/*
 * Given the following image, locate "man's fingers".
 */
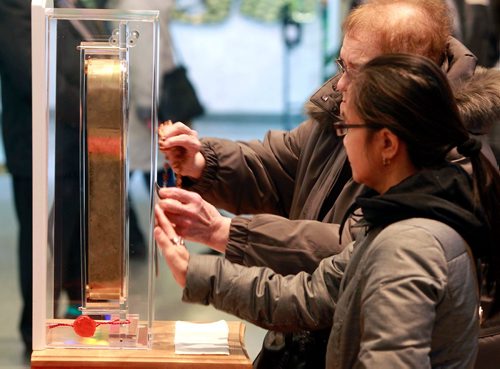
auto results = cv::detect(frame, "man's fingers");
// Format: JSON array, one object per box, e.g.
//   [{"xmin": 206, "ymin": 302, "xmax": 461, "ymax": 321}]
[
  {"xmin": 157, "ymin": 198, "xmax": 185, "ymax": 215},
  {"xmin": 159, "ymin": 122, "xmax": 196, "ymax": 140},
  {"xmin": 157, "ymin": 187, "xmax": 201, "ymax": 204},
  {"xmin": 162, "ymin": 134, "xmax": 200, "ymax": 152}
]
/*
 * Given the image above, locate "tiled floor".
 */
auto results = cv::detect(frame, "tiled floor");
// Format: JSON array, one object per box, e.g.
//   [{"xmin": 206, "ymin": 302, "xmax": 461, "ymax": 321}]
[{"xmin": 0, "ymin": 115, "xmax": 299, "ymax": 368}]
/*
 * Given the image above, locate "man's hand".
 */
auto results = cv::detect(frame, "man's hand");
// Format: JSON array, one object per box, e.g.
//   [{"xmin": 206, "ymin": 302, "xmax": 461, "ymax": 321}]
[
  {"xmin": 156, "ymin": 187, "xmax": 231, "ymax": 254},
  {"xmin": 158, "ymin": 121, "xmax": 205, "ymax": 180}
]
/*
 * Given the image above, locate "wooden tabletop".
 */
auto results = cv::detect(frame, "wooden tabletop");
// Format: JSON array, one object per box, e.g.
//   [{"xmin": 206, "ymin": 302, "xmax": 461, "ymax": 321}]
[{"xmin": 31, "ymin": 321, "xmax": 252, "ymax": 369}]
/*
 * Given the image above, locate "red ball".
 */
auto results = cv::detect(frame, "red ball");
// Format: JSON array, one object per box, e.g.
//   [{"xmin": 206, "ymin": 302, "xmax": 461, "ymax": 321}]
[{"xmin": 73, "ymin": 315, "xmax": 97, "ymax": 338}]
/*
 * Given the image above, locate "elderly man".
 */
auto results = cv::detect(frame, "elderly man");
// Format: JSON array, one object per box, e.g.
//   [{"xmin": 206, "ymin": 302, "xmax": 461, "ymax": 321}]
[{"xmin": 158, "ymin": 0, "xmax": 500, "ymax": 367}]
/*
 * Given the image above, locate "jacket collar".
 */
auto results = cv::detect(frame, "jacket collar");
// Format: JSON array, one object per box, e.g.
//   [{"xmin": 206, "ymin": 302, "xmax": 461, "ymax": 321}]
[
  {"xmin": 442, "ymin": 36, "xmax": 477, "ymax": 86},
  {"xmin": 347, "ymin": 164, "xmax": 490, "ymax": 258}
]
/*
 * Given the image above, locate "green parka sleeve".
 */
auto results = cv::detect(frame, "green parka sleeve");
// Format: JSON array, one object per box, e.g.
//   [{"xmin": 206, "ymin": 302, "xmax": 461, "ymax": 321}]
[{"xmin": 182, "ymin": 243, "xmax": 352, "ymax": 332}]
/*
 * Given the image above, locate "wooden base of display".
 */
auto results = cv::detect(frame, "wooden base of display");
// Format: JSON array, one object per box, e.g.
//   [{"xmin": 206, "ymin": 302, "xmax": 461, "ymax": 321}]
[{"xmin": 31, "ymin": 321, "xmax": 252, "ymax": 369}]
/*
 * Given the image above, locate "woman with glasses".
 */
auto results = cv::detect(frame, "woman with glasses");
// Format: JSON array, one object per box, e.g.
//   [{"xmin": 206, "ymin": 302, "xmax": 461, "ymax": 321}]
[
  {"xmin": 155, "ymin": 53, "xmax": 500, "ymax": 368},
  {"xmin": 156, "ymin": 1, "xmax": 500, "ymax": 366}
]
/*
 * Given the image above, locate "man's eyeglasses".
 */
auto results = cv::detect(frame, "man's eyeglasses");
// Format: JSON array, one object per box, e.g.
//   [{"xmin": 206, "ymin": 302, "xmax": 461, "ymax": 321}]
[
  {"xmin": 335, "ymin": 58, "xmax": 357, "ymax": 79},
  {"xmin": 333, "ymin": 121, "xmax": 382, "ymax": 137}
]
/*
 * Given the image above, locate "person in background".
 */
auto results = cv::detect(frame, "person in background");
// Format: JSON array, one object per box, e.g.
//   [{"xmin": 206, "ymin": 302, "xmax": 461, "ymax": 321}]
[
  {"xmin": 0, "ymin": 0, "xmax": 107, "ymax": 358},
  {"xmin": 448, "ymin": 0, "xmax": 499, "ymax": 68},
  {"xmin": 0, "ymin": 0, "xmax": 34, "ymax": 358},
  {"xmin": 156, "ymin": 53, "xmax": 500, "ymax": 369},
  {"xmin": 449, "ymin": 0, "xmax": 500, "ymax": 163},
  {"xmin": 108, "ymin": 0, "xmax": 177, "ymax": 258},
  {"xmin": 157, "ymin": 0, "xmax": 500, "ymax": 367}
]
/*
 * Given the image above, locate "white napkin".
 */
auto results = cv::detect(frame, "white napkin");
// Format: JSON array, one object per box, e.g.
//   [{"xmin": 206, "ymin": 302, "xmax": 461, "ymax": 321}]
[{"xmin": 174, "ymin": 320, "xmax": 230, "ymax": 355}]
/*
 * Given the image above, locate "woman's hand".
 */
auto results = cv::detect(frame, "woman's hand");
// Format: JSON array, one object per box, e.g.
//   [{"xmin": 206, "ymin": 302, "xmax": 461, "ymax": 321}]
[
  {"xmin": 154, "ymin": 204, "xmax": 190, "ymax": 288},
  {"xmin": 158, "ymin": 121, "xmax": 205, "ymax": 180},
  {"xmin": 157, "ymin": 187, "xmax": 231, "ymax": 254}
]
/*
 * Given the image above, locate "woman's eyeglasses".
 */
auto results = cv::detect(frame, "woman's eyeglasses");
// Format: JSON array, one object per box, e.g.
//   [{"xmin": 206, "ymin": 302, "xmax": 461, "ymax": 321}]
[{"xmin": 333, "ymin": 121, "xmax": 382, "ymax": 137}]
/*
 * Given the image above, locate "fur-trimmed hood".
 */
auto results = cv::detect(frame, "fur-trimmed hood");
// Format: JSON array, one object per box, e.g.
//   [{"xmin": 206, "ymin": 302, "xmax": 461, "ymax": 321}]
[
  {"xmin": 454, "ymin": 66, "xmax": 500, "ymax": 135},
  {"xmin": 307, "ymin": 38, "xmax": 500, "ymax": 136}
]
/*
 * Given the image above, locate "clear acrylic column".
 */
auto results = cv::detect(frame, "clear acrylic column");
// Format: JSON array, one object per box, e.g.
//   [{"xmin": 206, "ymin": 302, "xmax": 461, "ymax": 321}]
[{"xmin": 31, "ymin": 2, "xmax": 159, "ymax": 350}]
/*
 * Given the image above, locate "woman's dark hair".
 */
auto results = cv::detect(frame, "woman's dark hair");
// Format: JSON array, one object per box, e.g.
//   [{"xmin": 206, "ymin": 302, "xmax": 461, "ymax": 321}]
[{"xmin": 350, "ymin": 53, "xmax": 500, "ymax": 316}]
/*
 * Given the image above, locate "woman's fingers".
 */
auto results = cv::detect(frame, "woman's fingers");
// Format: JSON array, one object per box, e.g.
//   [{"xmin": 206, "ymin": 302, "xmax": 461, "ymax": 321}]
[
  {"xmin": 154, "ymin": 205, "xmax": 188, "ymax": 287},
  {"xmin": 154, "ymin": 204, "xmax": 178, "ymax": 244}
]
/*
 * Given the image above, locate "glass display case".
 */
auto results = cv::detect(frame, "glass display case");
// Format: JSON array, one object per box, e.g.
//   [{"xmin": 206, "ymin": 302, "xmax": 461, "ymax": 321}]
[{"xmin": 31, "ymin": 0, "xmax": 159, "ymax": 350}]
